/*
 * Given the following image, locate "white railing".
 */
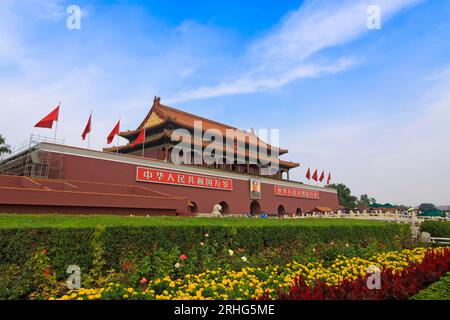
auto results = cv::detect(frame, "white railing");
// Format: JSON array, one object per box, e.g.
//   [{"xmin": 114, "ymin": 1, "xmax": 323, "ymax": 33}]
[{"xmin": 430, "ymin": 237, "xmax": 450, "ymax": 245}]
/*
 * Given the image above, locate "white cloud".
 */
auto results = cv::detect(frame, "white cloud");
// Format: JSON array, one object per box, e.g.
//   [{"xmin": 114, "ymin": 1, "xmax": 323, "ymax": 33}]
[
  {"xmin": 168, "ymin": 58, "xmax": 355, "ymax": 103},
  {"xmin": 285, "ymin": 66, "xmax": 450, "ymax": 206},
  {"xmin": 170, "ymin": 0, "xmax": 421, "ymax": 102}
]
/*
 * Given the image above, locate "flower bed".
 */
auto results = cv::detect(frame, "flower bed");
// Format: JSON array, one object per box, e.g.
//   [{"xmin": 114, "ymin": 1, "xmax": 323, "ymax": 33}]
[
  {"xmin": 52, "ymin": 247, "xmax": 450, "ymax": 300},
  {"xmin": 268, "ymin": 247, "xmax": 450, "ymax": 300}
]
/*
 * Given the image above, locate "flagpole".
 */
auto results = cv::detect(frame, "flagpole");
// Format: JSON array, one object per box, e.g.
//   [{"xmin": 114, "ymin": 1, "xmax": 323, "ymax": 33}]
[
  {"xmin": 116, "ymin": 117, "xmax": 121, "ymax": 155},
  {"xmin": 54, "ymin": 120, "xmax": 58, "ymax": 141},
  {"xmin": 87, "ymin": 110, "xmax": 92, "ymax": 149},
  {"xmin": 141, "ymin": 127, "xmax": 146, "ymax": 158},
  {"xmin": 54, "ymin": 101, "xmax": 61, "ymax": 141}
]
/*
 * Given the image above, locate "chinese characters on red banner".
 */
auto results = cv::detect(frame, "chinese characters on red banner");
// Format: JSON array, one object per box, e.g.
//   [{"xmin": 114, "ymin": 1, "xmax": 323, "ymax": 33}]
[
  {"xmin": 136, "ymin": 167, "xmax": 233, "ymax": 191},
  {"xmin": 274, "ymin": 185, "xmax": 319, "ymax": 200}
]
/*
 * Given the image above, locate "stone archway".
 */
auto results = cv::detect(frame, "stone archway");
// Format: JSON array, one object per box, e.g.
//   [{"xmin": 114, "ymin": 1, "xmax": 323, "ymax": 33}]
[
  {"xmin": 278, "ymin": 205, "xmax": 286, "ymax": 217},
  {"xmin": 188, "ymin": 201, "xmax": 198, "ymax": 214},
  {"xmin": 296, "ymin": 208, "xmax": 303, "ymax": 216},
  {"xmin": 250, "ymin": 200, "xmax": 261, "ymax": 216},
  {"xmin": 219, "ymin": 201, "xmax": 230, "ymax": 215}
]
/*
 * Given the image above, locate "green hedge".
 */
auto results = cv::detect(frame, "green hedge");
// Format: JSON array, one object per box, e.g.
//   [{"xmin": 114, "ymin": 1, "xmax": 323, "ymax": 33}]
[
  {"xmin": 411, "ymin": 272, "xmax": 450, "ymax": 300},
  {"xmin": 421, "ymin": 221, "xmax": 450, "ymax": 237},
  {"xmin": 0, "ymin": 217, "xmax": 411, "ymax": 279}
]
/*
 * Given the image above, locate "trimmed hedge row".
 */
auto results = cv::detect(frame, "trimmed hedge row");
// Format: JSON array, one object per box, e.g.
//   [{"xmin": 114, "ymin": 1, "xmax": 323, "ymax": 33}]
[
  {"xmin": 421, "ymin": 221, "xmax": 450, "ymax": 238},
  {"xmin": 0, "ymin": 222, "xmax": 411, "ymax": 279}
]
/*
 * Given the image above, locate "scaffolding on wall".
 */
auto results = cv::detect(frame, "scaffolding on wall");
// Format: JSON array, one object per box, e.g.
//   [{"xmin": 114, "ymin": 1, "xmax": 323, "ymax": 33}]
[{"xmin": 0, "ymin": 134, "xmax": 64, "ymax": 179}]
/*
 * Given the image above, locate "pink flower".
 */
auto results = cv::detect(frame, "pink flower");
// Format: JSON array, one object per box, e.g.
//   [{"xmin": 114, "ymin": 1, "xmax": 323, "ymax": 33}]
[
  {"xmin": 179, "ymin": 254, "xmax": 188, "ymax": 261},
  {"xmin": 140, "ymin": 277, "xmax": 148, "ymax": 285}
]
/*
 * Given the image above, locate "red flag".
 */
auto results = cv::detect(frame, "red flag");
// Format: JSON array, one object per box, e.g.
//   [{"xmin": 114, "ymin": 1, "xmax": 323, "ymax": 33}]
[
  {"xmin": 319, "ymin": 170, "xmax": 325, "ymax": 182},
  {"xmin": 34, "ymin": 105, "xmax": 60, "ymax": 128},
  {"xmin": 131, "ymin": 128, "xmax": 145, "ymax": 148},
  {"xmin": 107, "ymin": 120, "xmax": 120, "ymax": 144},
  {"xmin": 312, "ymin": 169, "xmax": 318, "ymax": 182},
  {"xmin": 81, "ymin": 114, "xmax": 92, "ymax": 141},
  {"xmin": 305, "ymin": 168, "xmax": 311, "ymax": 180},
  {"xmin": 327, "ymin": 172, "xmax": 331, "ymax": 185}
]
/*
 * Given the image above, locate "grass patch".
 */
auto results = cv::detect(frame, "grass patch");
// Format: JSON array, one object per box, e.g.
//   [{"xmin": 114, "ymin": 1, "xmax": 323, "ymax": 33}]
[
  {"xmin": 411, "ymin": 272, "xmax": 450, "ymax": 300},
  {"xmin": 0, "ymin": 213, "xmax": 403, "ymax": 228}
]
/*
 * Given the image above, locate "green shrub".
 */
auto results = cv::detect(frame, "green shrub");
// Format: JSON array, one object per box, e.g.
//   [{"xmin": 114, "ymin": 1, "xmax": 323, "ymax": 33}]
[
  {"xmin": 421, "ymin": 221, "xmax": 450, "ymax": 238},
  {"xmin": 0, "ymin": 248, "xmax": 59, "ymax": 299},
  {"xmin": 0, "ymin": 217, "xmax": 411, "ymax": 281},
  {"xmin": 0, "ymin": 264, "xmax": 30, "ymax": 299},
  {"xmin": 411, "ymin": 272, "xmax": 450, "ymax": 300}
]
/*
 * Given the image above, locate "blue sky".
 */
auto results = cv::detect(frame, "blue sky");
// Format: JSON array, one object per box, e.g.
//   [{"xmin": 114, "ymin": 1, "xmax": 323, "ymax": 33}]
[{"xmin": 0, "ymin": 0, "xmax": 449, "ymax": 206}]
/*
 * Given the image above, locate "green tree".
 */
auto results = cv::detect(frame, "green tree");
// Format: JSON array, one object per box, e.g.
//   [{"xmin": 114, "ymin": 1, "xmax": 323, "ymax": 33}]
[
  {"xmin": 418, "ymin": 203, "xmax": 437, "ymax": 213},
  {"xmin": 0, "ymin": 135, "xmax": 11, "ymax": 155},
  {"xmin": 357, "ymin": 194, "xmax": 377, "ymax": 207},
  {"xmin": 357, "ymin": 194, "xmax": 370, "ymax": 207},
  {"xmin": 327, "ymin": 183, "xmax": 357, "ymax": 210}
]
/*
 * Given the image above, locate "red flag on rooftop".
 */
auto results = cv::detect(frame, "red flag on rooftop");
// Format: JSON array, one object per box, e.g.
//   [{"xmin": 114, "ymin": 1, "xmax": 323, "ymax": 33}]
[
  {"xmin": 131, "ymin": 128, "xmax": 145, "ymax": 148},
  {"xmin": 319, "ymin": 170, "xmax": 325, "ymax": 182},
  {"xmin": 327, "ymin": 172, "xmax": 332, "ymax": 185},
  {"xmin": 34, "ymin": 104, "xmax": 60, "ymax": 129},
  {"xmin": 81, "ymin": 113, "xmax": 92, "ymax": 141},
  {"xmin": 107, "ymin": 120, "xmax": 120, "ymax": 144},
  {"xmin": 312, "ymin": 169, "xmax": 318, "ymax": 182},
  {"xmin": 305, "ymin": 168, "xmax": 311, "ymax": 180}
]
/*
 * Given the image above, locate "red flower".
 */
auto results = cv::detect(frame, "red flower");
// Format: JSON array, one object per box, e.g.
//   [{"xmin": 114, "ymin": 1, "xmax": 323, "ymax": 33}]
[
  {"xmin": 41, "ymin": 249, "xmax": 47, "ymax": 254},
  {"xmin": 179, "ymin": 254, "xmax": 188, "ymax": 261},
  {"xmin": 145, "ymin": 252, "xmax": 150, "ymax": 256},
  {"xmin": 43, "ymin": 267, "xmax": 50, "ymax": 278},
  {"xmin": 122, "ymin": 261, "xmax": 130, "ymax": 271},
  {"xmin": 140, "ymin": 277, "xmax": 148, "ymax": 285}
]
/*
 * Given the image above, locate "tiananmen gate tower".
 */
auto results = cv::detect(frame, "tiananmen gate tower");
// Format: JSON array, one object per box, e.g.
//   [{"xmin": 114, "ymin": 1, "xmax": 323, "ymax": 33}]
[{"xmin": 0, "ymin": 97, "xmax": 339, "ymax": 216}]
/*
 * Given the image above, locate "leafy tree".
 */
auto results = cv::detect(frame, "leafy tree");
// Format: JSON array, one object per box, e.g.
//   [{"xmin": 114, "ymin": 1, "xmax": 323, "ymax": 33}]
[
  {"xmin": 357, "ymin": 194, "xmax": 370, "ymax": 207},
  {"xmin": 357, "ymin": 194, "xmax": 377, "ymax": 207},
  {"xmin": 418, "ymin": 203, "xmax": 437, "ymax": 213},
  {"xmin": 327, "ymin": 183, "xmax": 357, "ymax": 210},
  {"xmin": 0, "ymin": 135, "xmax": 11, "ymax": 156}
]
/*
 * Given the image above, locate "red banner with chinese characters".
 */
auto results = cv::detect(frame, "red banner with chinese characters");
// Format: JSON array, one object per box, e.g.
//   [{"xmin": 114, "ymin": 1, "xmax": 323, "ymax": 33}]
[
  {"xmin": 274, "ymin": 185, "xmax": 319, "ymax": 200},
  {"xmin": 136, "ymin": 167, "xmax": 233, "ymax": 191}
]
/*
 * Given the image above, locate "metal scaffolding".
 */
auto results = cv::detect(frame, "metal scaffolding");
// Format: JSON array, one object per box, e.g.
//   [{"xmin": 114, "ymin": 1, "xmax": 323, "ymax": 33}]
[{"xmin": 0, "ymin": 134, "xmax": 64, "ymax": 179}]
